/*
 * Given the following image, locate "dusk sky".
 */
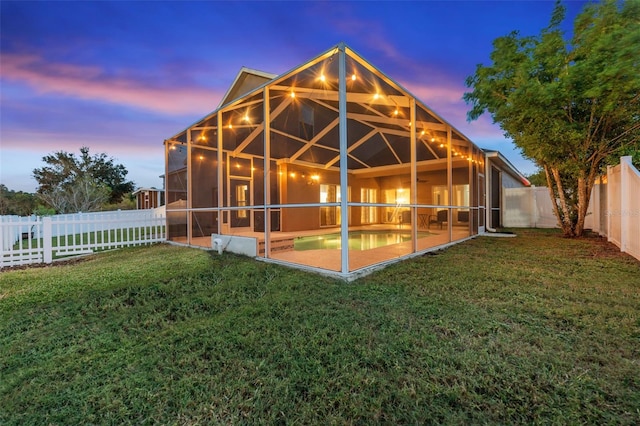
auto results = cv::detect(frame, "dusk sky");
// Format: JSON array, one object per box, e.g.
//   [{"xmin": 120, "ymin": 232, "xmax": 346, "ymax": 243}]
[{"xmin": 1, "ymin": 0, "xmax": 589, "ymax": 193}]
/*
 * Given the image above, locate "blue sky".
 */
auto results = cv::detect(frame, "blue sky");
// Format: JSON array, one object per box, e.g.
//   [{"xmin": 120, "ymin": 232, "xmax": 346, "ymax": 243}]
[{"xmin": 1, "ymin": 0, "xmax": 589, "ymax": 192}]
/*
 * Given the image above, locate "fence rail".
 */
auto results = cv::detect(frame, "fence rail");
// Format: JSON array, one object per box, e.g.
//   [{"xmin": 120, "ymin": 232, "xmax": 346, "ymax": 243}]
[
  {"xmin": 502, "ymin": 156, "xmax": 640, "ymax": 262},
  {"xmin": 1, "ymin": 208, "xmax": 166, "ymax": 269}
]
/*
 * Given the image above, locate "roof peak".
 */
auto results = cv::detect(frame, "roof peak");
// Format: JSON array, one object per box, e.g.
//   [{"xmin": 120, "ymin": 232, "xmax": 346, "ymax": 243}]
[{"xmin": 217, "ymin": 67, "xmax": 277, "ymax": 108}]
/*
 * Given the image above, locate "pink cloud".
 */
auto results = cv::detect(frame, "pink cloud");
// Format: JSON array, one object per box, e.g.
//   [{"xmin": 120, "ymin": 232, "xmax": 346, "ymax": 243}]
[
  {"xmin": 1, "ymin": 129, "xmax": 152, "ymax": 152},
  {"xmin": 362, "ymin": 32, "xmax": 401, "ymax": 60},
  {"xmin": 323, "ymin": 11, "xmax": 402, "ymax": 61},
  {"xmin": 402, "ymin": 80, "xmax": 503, "ymax": 139},
  {"xmin": 1, "ymin": 132, "xmax": 166, "ymax": 192},
  {"xmin": 405, "ymin": 82, "xmax": 465, "ymax": 106},
  {"xmin": 1, "ymin": 53, "xmax": 223, "ymax": 115}
]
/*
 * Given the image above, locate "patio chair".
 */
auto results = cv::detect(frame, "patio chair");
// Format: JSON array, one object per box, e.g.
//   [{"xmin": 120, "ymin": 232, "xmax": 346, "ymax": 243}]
[{"xmin": 428, "ymin": 210, "xmax": 448, "ymax": 229}]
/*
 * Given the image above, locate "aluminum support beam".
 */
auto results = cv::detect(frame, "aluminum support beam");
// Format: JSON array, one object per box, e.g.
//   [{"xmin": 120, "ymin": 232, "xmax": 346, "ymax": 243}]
[
  {"xmin": 447, "ymin": 126, "xmax": 452, "ymax": 243},
  {"xmin": 186, "ymin": 129, "xmax": 192, "ymax": 244},
  {"xmin": 338, "ymin": 44, "xmax": 349, "ymax": 275},
  {"xmin": 410, "ymin": 98, "xmax": 417, "ymax": 253},
  {"xmin": 217, "ymin": 113, "xmax": 223, "ymax": 234}
]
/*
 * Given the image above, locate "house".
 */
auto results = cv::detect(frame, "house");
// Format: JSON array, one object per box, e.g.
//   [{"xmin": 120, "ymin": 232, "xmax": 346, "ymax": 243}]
[
  {"xmin": 132, "ymin": 187, "xmax": 164, "ymax": 210},
  {"xmin": 164, "ymin": 43, "xmax": 529, "ymax": 279},
  {"xmin": 483, "ymin": 150, "xmax": 530, "ymax": 229}
]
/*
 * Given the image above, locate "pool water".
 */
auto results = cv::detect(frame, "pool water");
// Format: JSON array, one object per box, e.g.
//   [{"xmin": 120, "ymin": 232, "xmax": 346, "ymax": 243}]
[{"xmin": 294, "ymin": 230, "xmax": 431, "ymax": 251}]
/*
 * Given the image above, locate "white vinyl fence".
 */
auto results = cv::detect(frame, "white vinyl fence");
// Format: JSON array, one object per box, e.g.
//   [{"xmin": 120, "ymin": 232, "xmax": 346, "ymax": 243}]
[
  {"xmin": 602, "ymin": 157, "xmax": 640, "ymax": 260},
  {"xmin": 1, "ymin": 207, "xmax": 166, "ymax": 269},
  {"xmin": 503, "ymin": 186, "xmax": 559, "ymax": 228},
  {"xmin": 503, "ymin": 156, "xmax": 640, "ymax": 262}
]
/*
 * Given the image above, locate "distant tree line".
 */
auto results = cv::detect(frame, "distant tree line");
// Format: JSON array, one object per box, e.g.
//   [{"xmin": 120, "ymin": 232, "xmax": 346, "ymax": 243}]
[{"xmin": 0, "ymin": 185, "xmax": 52, "ymax": 216}]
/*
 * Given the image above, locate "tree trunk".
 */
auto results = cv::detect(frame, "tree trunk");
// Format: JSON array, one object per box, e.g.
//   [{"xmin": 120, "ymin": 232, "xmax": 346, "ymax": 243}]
[
  {"xmin": 551, "ymin": 167, "xmax": 575, "ymax": 237},
  {"xmin": 575, "ymin": 175, "xmax": 587, "ymax": 237},
  {"xmin": 544, "ymin": 166, "xmax": 564, "ymax": 229},
  {"xmin": 574, "ymin": 165, "xmax": 599, "ymax": 237}
]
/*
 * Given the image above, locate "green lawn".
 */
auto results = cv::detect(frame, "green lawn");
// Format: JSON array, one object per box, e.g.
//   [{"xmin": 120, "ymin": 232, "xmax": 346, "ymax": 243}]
[{"xmin": 1, "ymin": 229, "xmax": 638, "ymax": 424}]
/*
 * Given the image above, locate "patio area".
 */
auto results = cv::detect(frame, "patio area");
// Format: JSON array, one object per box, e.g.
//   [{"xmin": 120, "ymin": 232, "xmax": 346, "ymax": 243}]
[{"xmin": 182, "ymin": 223, "xmax": 471, "ymax": 273}]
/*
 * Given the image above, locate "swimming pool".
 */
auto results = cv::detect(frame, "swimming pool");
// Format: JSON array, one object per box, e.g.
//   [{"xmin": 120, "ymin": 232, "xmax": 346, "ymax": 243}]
[{"xmin": 294, "ymin": 230, "xmax": 431, "ymax": 251}]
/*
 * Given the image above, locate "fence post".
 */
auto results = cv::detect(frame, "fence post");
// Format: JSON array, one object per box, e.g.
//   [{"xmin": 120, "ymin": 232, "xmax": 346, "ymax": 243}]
[
  {"xmin": 620, "ymin": 156, "xmax": 631, "ymax": 253},
  {"xmin": 606, "ymin": 165, "xmax": 612, "ymax": 243},
  {"xmin": 531, "ymin": 186, "xmax": 537, "ymax": 228},
  {"xmin": 0, "ymin": 218, "xmax": 4, "ymax": 263},
  {"xmin": 43, "ymin": 217, "xmax": 53, "ymax": 264}
]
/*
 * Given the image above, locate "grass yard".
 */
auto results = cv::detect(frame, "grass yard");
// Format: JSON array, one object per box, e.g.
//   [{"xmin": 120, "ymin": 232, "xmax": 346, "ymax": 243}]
[{"xmin": 1, "ymin": 229, "xmax": 638, "ymax": 424}]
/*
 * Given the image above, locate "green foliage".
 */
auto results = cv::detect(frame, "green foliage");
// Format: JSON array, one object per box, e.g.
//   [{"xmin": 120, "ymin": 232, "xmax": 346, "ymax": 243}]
[
  {"xmin": 32, "ymin": 147, "xmax": 135, "ymax": 213},
  {"xmin": 32, "ymin": 205, "xmax": 56, "ymax": 216},
  {"xmin": 1, "ymin": 232, "xmax": 638, "ymax": 424},
  {"xmin": 526, "ymin": 169, "xmax": 547, "ymax": 187},
  {"xmin": 465, "ymin": 0, "xmax": 640, "ymax": 236},
  {"xmin": 101, "ymin": 193, "xmax": 137, "ymax": 211},
  {"xmin": 0, "ymin": 184, "xmax": 38, "ymax": 216}
]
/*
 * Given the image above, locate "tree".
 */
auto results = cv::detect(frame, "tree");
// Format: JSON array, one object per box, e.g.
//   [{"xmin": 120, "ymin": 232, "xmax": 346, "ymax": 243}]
[
  {"xmin": 464, "ymin": 0, "xmax": 640, "ymax": 237},
  {"xmin": 526, "ymin": 169, "xmax": 548, "ymax": 187},
  {"xmin": 0, "ymin": 184, "xmax": 38, "ymax": 216},
  {"xmin": 33, "ymin": 147, "xmax": 135, "ymax": 213}
]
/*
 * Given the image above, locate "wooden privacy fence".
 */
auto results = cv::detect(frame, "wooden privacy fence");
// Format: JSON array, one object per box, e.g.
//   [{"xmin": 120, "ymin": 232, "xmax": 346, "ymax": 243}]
[{"xmin": 1, "ymin": 208, "xmax": 166, "ymax": 269}]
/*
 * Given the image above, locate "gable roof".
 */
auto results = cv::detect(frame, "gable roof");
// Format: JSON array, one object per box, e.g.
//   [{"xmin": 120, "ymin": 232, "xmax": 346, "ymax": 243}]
[
  {"xmin": 132, "ymin": 187, "xmax": 160, "ymax": 195},
  {"xmin": 168, "ymin": 43, "xmax": 527, "ymax": 181},
  {"xmin": 218, "ymin": 67, "xmax": 277, "ymax": 108},
  {"xmin": 483, "ymin": 149, "xmax": 531, "ymax": 186}
]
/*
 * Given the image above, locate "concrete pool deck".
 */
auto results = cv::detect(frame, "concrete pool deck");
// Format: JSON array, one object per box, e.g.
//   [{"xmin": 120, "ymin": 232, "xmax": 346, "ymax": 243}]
[{"xmin": 182, "ymin": 225, "xmax": 472, "ymax": 273}]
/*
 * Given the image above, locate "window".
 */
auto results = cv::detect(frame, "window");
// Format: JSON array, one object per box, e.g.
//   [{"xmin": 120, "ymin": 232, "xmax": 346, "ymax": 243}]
[
  {"xmin": 236, "ymin": 184, "xmax": 248, "ymax": 218},
  {"xmin": 320, "ymin": 184, "xmax": 340, "ymax": 227},
  {"xmin": 383, "ymin": 188, "xmax": 409, "ymax": 223},
  {"xmin": 453, "ymin": 184, "xmax": 470, "ymax": 207},
  {"xmin": 320, "ymin": 184, "xmax": 351, "ymax": 227},
  {"xmin": 432, "ymin": 185, "xmax": 448, "ymax": 206},
  {"xmin": 360, "ymin": 188, "xmax": 378, "ymax": 224}
]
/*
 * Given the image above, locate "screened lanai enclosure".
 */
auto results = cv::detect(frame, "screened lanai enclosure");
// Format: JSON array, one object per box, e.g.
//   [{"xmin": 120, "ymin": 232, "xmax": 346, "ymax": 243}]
[{"xmin": 165, "ymin": 43, "xmax": 486, "ymax": 278}]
